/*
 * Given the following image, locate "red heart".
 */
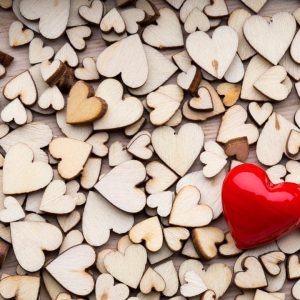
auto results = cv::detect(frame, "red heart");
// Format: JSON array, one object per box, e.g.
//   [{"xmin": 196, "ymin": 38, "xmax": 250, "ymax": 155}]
[{"xmin": 222, "ymin": 163, "xmax": 300, "ymax": 249}]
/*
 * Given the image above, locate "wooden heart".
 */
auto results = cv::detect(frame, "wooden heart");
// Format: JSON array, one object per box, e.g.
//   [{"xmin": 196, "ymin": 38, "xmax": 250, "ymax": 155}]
[
  {"xmin": 79, "ymin": 0, "xmax": 104, "ymax": 24},
  {"xmin": 20, "ymin": 0, "xmax": 70, "ymax": 39},
  {"xmin": 217, "ymin": 105, "xmax": 259, "ymax": 144},
  {"xmin": 147, "ymin": 191, "xmax": 173, "ymax": 217},
  {"xmin": 29, "ymin": 38, "xmax": 54, "ymax": 64},
  {"xmin": 248, "ymin": 102, "xmax": 273, "ymax": 126},
  {"xmin": 287, "ymin": 130, "xmax": 300, "ymax": 157},
  {"xmin": 0, "ymin": 196, "xmax": 25, "ymax": 223},
  {"xmin": 164, "ymin": 226, "xmax": 190, "ymax": 251},
  {"xmin": 170, "ymin": 185, "xmax": 213, "ymax": 227},
  {"xmin": 38, "ymin": 86, "xmax": 65, "ymax": 111},
  {"xmin": 109, "ymin": 141, "xmax": 132, "ymax": 167},
  {"xmin": 140, "ymin": 267, "xmax": 165, "ymax": 294},
  {"xmin": 95, "ymin": 273, "xmax": 129, "ymax": 300},
  {"xmin": 243, "ymin": 12, "xmax": 296, "ymax": 65},
  {"xmin": 151, "ymin": 123, "xmax": 204, "ymax": 176},
  {"xmin": 75, "ymin": 57, "xmax": 99, "ymax": 81},
  {"xmin": 1, "ymin": 99, "xmax": 27, "ymax": 125},
  {"xmin": 180, "ymin": 270, "xmax": 207, "ymax": 297},
  {"xmin": 9, "ymin": 21, "xmax": 34, "ymax": 47},
  {"xmin": 96, "ymin": 34, "xmax": 148, "ymax": 88},
  {"xmin": 95, "ymin": 160, "xmax": 146, "ymax": 213},
  {"xmin": 66, "ymin": 26, "xmax": 91, "ymax": 51},
  {"xmin": 49, "ymin": 137, "xmax": 92, "ymax": 180},
  {"xmin": 127, "ymin": 131, "xmax": 153, "ymax": 160},
  {"xmin": 142, "ymin": 7, "xmax": 183, "ymax": 48},
  {"xmin": 93, "ymin": 79, "xmax": 143, "ymax": 130},
  {"xmin": 100, "ymin": 8, "xmax": 125, "ymax": 34},
  {"xmin": 129, "ymin": 216, "xmax": 163, "ymax": 252},
  {"xmin": 241, "ymin": 0, "xmax": 267, "ymax": 12},
  {"xmin": 0, "ymin": 275, "xmax": 40, "ymax": 300},
  {"xmin": 184, "ymin": 8, "xmax": 210, "ymax": 33},
  {"xmin": 3, "ymin": 143, "xmax": 53, "ymax": 194},
  {"xmin": 120, "ymin": 8, "xmax": 145, "ymax": 34},
  {"xmin": 66, "ymin": 81, "xmax": 107, "ymax": 125},
  {"xmin": 186, "ymin": 26, "xmax": 238, "ymax": 79},
  {"xmin": 54, "ymin": 43, "xmax": 79, "ymax": 68},
  {"xmin": 11, "ymin": 221, "xmax": 62, "ymax": 272},
  {"xmin": 40, "ymin": 59, "xmax": 67, "ymax": 86},
  {"xmin": 104, "ymin": 244, "xmax": 147, "ymax": 288},
  {"xmin": 3, "ymin": 71, "xmax": 37, "ymax": 106},
  {"xmin": 83, "ymin": 191, "xmax": 134, "ymax": 246},
  {"xmin": 217, "ymin": 82, "xmax": 241, "ymax": 107},
  {"xmin": 40, "ymin": 180, "xmax": 77, "ymax": 214},
  {"xmin": 46, "ymin": 244, "xmax": 95, "ymax": 296}
]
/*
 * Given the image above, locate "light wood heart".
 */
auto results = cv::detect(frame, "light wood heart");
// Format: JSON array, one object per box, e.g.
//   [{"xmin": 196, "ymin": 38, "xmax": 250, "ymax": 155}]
[
  {"xmin": 49, "ymin": 137, "xmax": 92, "ymax": 180},
  {"xmin": 120, "ymin": 8, "xmax": 145, "ymax": 34},
  {"xmin": 0, "ymin": 196, "xmax": 25, "ymax": 223},
  {"xmin": 151, "ymin": 123, "xmax": 204, "ymax": 176},
  {"xmin": 29, "ymin": 38, "xmax": 54, "ymax": 64},
  {"xmin": 95, "ymin": 160, "xmax": 146, "ymax": 213},
  {"xmin": 11, "ymin": 221, "xmax": 62, "ymax": 272},
  {"xmin": 66, "ymin": 26, "xmax": 91, "ymax": 51},
  {"xmin": 75, "ymin": 57, "xmax": 99, "ymax": 81},
  {"xmin": 38, "ymin": 86, "xmax": 65, "ymax": 111},
  {"xmin": 243, "ymin": 12, "xmax": 296, "ymax": 65},
  {"xmin": 66, "ymin": 81, "xmax": 107, "ymax": 125},
  {"xmin": 248, "ymin": 102, "xmax": 273, "ymax": 126},
  {"xmin": 104, "ymin": 244, "xmax": 147, "ymax": 288},
  {"xmin": 79, "ymin": 0, "xmax": 104, "ymax": 25},
  {"xmin": 96, "ymin": 34, "xmax": 148, "ymax": 88},
  {"xmin": 83, "ymin": 191, "xmax": 134, "ymax": 246},
  {"xmin": 186, "ymin": 26, "xmax": 238, "ymax": 79},
  {"xmin": 1, "ymin": 99, "xmax": 27, "ymax": 126},
  {"xmin": 46, "ymin": 244, "xmax": 96, "ymax": 296},
  {"xmin": 9, "ymin": 21, "xmax": 34, "ymax": 47},
  {"xmin": 241, "ymin": 0, "xmax": 267, "ymax": 12},
  {"xmin": 94, "ymin": 79, "xmax": 144, "ymax": 130},
  {"xmin": 19, "ymin": 0, "xmax": 70, "ymax": 39},
  {"xmin": 3, "ymin": 143, "xmax": 53, "ymax": 194}
]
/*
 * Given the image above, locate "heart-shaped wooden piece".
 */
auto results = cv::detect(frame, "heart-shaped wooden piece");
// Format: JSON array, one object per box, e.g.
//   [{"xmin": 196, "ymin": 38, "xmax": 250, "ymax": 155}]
[
  {"xmin": 29, "ymin": 38, "xmax": 54, "ymax": 64},
  {"xmin": 152, "ymin": 123, "xmax": 204, "ymax": 176},
  {"xmin": 97, "ymin": 34, "xmax": 148, "ymax": 88},
  {"xmin": 46, "ymin": 244, "xmax": 95, "ymax": 296},
  {"xmin": 1, "ymin": 99, "xmax": 27, "ymax": 126},
  {"xmin": 83, "ymin": 191, "xmax": 134, "ymax": 246},
  {"xmin": 66, "ymin": 81, "xmax": 107, "ymax": 125},
  {"xmin": 11, "ymin": 221, "xmax": 62, "ymax": 272},
  {"xmin": 9, "ymin": 21, "xmax": 34, "ymax": 47},
  {"xmin": 0, "ymin": 197, "xmax": 25, "ymax": 223},
  {"xmin": 222, "ymin": 163, "xmax": 300, "ymax": 248},
  {"xmin": 95, "ymin": 160, "xmax": 146, "ymax": 213},
  {"xmin": 79, "ymin": 0, "xmax": 104, "ymax": 24},
  {"xmin": 186, "ymin": 26, "xmax": 238, "ymax": 79},
  {"xmin": 3, "ymin": 143, "xmax": 53, "ymax": 194}
]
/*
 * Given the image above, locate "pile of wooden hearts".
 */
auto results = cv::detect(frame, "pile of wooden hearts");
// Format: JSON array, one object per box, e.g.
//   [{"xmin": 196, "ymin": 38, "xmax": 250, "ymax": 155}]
[{"xmin": 1, "ymin": 0, "xmax": 300, "ymax": 298}]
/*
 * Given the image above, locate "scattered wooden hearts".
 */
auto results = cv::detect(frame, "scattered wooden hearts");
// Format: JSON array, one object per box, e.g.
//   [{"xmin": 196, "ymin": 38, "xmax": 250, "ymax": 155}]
[
  {"xmin": 140, "ymin": 267, "xmax": 165, "ymax": 294},
  {"xmin": 66, "ymin": 26, "xmax": 91, "ymax": 51},
  {"xmin": 234, "ymin": 256, "xmax": 268, "ymax": 289},
  {"xmin": 104, "ymin": 244, "xmax": 147, "ymax": 288},
  {"xmin": 145, "ymin": 161, "xmax": 178, "ymax": 194},
  {"xmin": 254, "ymin": 66, "xmax": 291, "ymax": 101},
  {"xmin": 49, "ymin": 138, "xmax": 92, "ymax": 180},
  {"xmin": 97, "ymin": 34, "xmax": 148, "ymax": 89},
  {"xmin": 0, "ymin": 197, "xmax": 25, "ymax": 223},
  {"xmin": 11, "ymin": 221, "xmax": 62, "ymax": 272},
  {"xmin": 94, "ymin": 79, "xmax": 144, "ymax": 130},
  {"xmin": 75, "ymin": 57, "xmax": 99, "ymax": 81},
  {"xmin": 286, "ymin": 130, "xmax": 300, "ymax": 157},
  {"xmin": 257, "ymin": 113, "xmax": 300, "ymax": 166},
  {"xmin": 0, "ymin": 275, "xmax": 40, "ymax": 300},
  {"xmin": 170, "ymin": 185, "xmax": 213, "ymax": 227},
  {"xmin": 83, "ymin": 191, "xmax": 133, "ymax": 246},
  {"xmin": 288, "ymin": 254, "xmax": 300, "ymax": 279},
  {"xmin": 20, "ymin": 0, "xmax": 70, "ymax": 39},
  {"xmin": 96, "ymin": 273, "xmax": 129, "ymax": 300},
  {"xmin": 46, "ymin": 244, "xmax": 95, "ymax": 296},
  {"xmin": 3, "ymin": 71, "xmax": 37, "ymax": 106},
  {"xmin": 200, "ymin": 140, "xmax": 227, "ymax": 178},
  {"xmin": 243, "ymin": 12, "xmax": 296, "ymax": 65},
  {"xmin": 9, "ymin": 21, "xmax": 34, "ymax": 47},
  {"xmin": 3, "ymin": 143, "xmax": 53, "ymax": 194},
  {"xmin": 248, "ymin": 102, "xmax": 273, "ymax": 126},
  {"xmin": 217, "ymin": 105, "xmax": 259, "ymax": 145},
  {"xmin": 95, "ymin": 160, "xmax": 146, "ymax": 213},
  {"xmin": 188, "ymin": 86, "xmax": 213, "ymax": 111},
  {"xmin": 224, "ymin": 137, "xmax": 249, "ymax": 162},
  {"xmin": 143, "ymin": 8, "xmax": 183, "ymax": 49},
  {"xmin": 1, "ymin": 99, "xmax": 27, "ymax": 126},
  {"xmin": 79, "ymin": 0, "xmax": 104, "ymax": 24},
  {"xmin": 152, "ymin": 123, "xmax": 204, "ymax": 176},
  {"xmin": 186, "ymin": 26, "xmax": 238, "ymax": 79},
  {"xmin": 38, "ymin": 86, "xmax": 65, "ymax": 111},
  {"xmin": 192, "ymin": 227, "xmax": 224, "ymax": 260},
  {"xmin": 129, "ymin": 216, "xmax": 163, "ymax": 252},
  {"xmin": 54, "ymin": 43, "xmax": 79, "ymax": 68},
  {"xmin": 259, "ymin": 251, "xmax": 286, "ymax": 276},
  {"xmin": 39, "ymin": 180, "xmax": 77, "ymax": 214},
  {"xmin": 127, "ymin": 131, "xmax": 153, "ymax": 160},
  {"xmin": 180, "ymin": 270, "xmax": 207, "ymax": 297},
  {"xmin": 66, "ymin": 81, "xmax": 107, "ymax": 125}
]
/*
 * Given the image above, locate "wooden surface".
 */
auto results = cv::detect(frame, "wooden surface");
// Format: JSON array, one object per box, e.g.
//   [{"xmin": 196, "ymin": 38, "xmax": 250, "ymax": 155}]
[{"xmin": 1, "ymin": 0, "xmax": 300, "ymax": 299}]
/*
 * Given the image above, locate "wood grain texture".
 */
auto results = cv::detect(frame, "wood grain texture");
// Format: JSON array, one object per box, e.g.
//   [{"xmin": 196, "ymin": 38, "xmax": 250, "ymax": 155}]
[{"xmin": 1, "ymin": 0, "xmax": 300, "ymax": 299}]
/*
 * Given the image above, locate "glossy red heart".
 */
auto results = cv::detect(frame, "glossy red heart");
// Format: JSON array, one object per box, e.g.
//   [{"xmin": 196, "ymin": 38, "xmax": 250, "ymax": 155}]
[{"xmin": 222, "ymin": 163, "xmax": 300, "ymax": 249}]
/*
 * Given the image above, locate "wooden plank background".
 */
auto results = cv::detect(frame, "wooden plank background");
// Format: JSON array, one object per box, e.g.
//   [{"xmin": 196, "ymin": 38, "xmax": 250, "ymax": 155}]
[{"xmin": 1, "ymin": 0, "xmax": 300, "ymax": 299}]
